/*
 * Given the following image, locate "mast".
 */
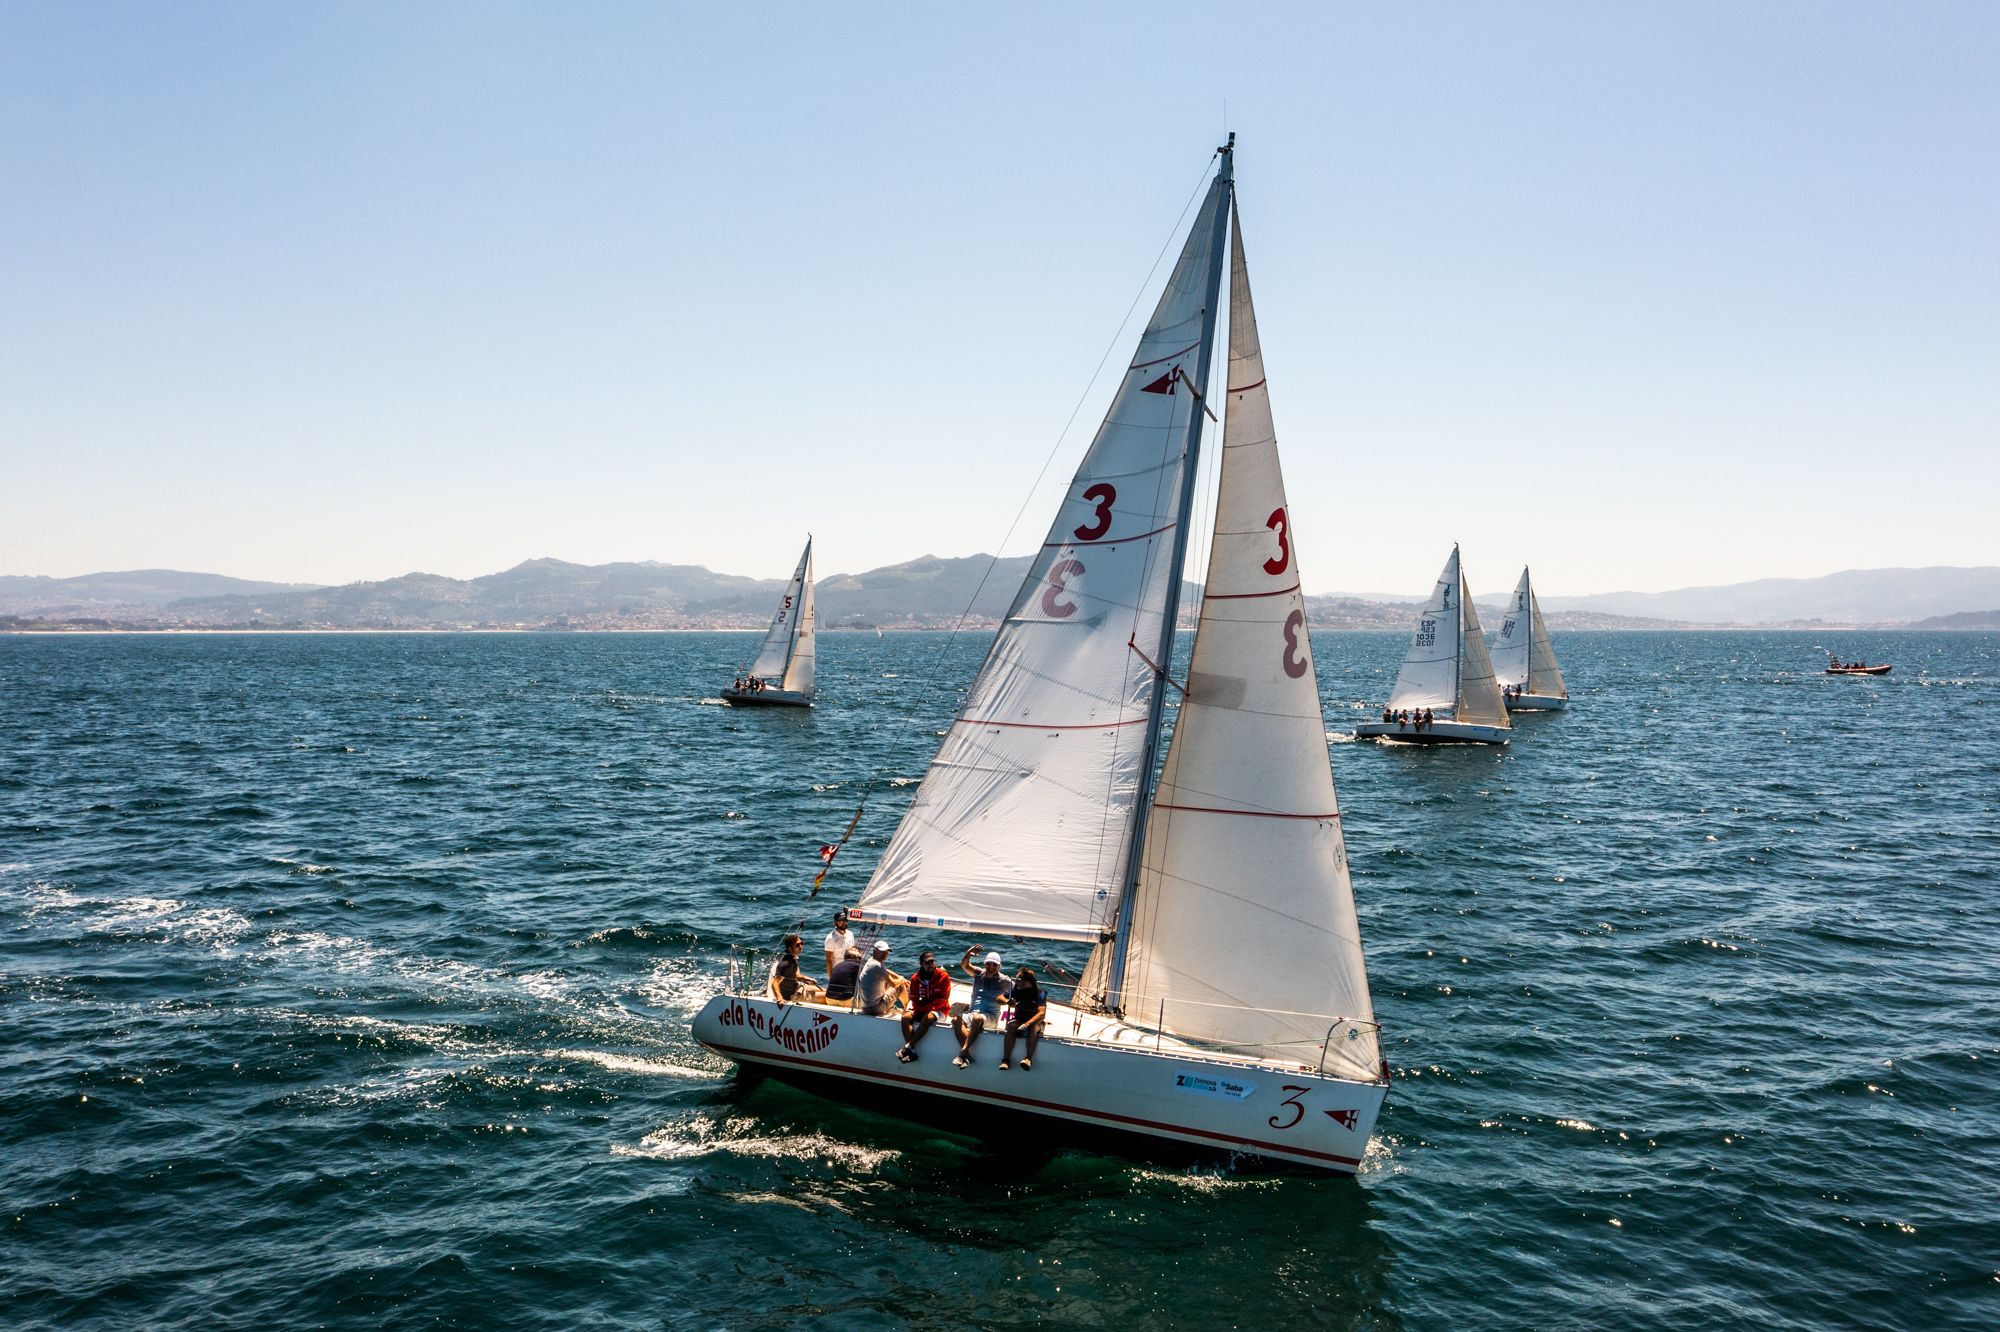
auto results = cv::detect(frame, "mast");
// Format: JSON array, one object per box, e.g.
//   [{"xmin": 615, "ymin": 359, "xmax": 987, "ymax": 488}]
[
  {"xmin": 1105, "ymin": 135, "xmax": 1235, "ymax": 1010},
  {"xmin": 1521, "ymin": 567, "xmax": 1533, "ymax": 687}
]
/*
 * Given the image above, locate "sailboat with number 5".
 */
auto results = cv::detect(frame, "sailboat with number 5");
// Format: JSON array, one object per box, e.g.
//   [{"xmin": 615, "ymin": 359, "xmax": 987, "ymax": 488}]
[
  {"xmin": 723, "ymin": 537, "xmax": 816, "ymax": 707},
  {"xmin": 694, "ymin": 138, "xmax": 1388, "ymax": 1174}
]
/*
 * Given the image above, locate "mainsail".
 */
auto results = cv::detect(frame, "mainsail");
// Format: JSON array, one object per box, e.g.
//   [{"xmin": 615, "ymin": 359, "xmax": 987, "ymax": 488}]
[
  {"xmin": 1384, "ymin": 549, "xmax": 1465, "ymax": 713},
  {"xmin": 1490, "ymin": 567, "xmax": 1564, "ymax": 699},
  {"xmin": 1103, "ymin": 202, "xmax": 1380, "ymax": 1078},
  {"xmin": 1490, "ymin": 568, "xmax": 1535, "ymax": 691},
  {"xmin": 853, "ymin": 163, "xmax": 1234, "ymax": 943},
  {"xmin": 749, "ymin": 538, "xmax": 813, "ymax": 688}
]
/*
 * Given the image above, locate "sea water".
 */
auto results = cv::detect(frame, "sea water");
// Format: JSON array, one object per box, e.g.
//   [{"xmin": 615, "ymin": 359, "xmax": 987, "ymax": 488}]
[{"xmin": 2, "ymin": 630, "xmax": 1994, "ymax": 1330}]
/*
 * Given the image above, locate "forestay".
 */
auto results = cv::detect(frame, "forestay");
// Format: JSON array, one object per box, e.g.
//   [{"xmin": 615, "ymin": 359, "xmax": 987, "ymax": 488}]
[
  {"xmin": 1106, "ymin": 203, "xmax": 1380, "ymax": 1078},
  {"xmin": 853, "ymin": 172, "xmax": 1233, "ymax": 943},
  {"xmin": 1384, "ymin": 549, "xmax": 1465, "ymax": 713},
  {"xmin": 750, "ymin": 539, "xmax": 813, "ymax": 684}
]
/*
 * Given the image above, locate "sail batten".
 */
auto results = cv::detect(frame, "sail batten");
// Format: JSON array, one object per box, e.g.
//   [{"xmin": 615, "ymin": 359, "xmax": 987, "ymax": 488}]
[
  {"xmin": 854, "ymin": 166, "xmax": 1234, "ymax": 941},
  {"xmin": 1098, "ymin": 198, "xmax": 1380, "ymax": 1080}
]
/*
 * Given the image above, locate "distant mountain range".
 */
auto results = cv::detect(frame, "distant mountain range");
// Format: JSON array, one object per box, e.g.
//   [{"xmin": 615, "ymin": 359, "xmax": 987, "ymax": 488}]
[
  {"xmin": 1532, "ymin": 566, "xmax": 2000, "ymax": 626},
  {"xmin": 2, "ymin": 559, "xmax": 1995, "ymax": 631}
]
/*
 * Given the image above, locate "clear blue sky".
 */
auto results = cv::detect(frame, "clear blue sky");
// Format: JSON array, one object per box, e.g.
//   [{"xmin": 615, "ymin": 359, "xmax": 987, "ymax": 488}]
[{"xmin": 3, "ymin": 3, "xmax": 1994, "ymax": 596}]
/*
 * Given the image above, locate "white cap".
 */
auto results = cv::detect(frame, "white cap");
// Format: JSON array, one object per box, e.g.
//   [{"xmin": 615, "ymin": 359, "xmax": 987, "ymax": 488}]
[
  {"xmin": 872, "ymin": 939, "xmax": 891, "ymax": 954},
  {"xmin": 983, "ymin": 951, "xmax": 1002, "ymax": 966}
]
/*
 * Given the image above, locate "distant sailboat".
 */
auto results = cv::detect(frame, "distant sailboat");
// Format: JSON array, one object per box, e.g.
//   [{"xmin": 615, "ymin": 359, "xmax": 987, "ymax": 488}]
[
  {"xmin": 694, "ymin": 138, "xmax": 1388, "ymax": 1173},
  {"xmin": 723, "ymin": 538, "xmax": 815, "ymax": 708},
  {"xmin": 1491, "ymin": 567, "xmax": 1569, "ymax": 711},
  {"xmin": 1354, "ymin": 546, "xmax": 1511, "ymax": 745}
]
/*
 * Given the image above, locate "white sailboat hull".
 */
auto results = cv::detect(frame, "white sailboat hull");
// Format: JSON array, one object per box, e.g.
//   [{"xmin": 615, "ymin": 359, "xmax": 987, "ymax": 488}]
[
  {"xmin": 1354, "ymin": 719, "xmax": 1510, "ymax": 745},
  {"xmin": 692, "ymin": 993, "xmax": 1385, "ymax": 1175},
  {"xmin": 722, "ymin": 687, "xmax": 814, "ymax": 709},
  {"xmin": 1503, "ymin": 693, "xmax": 1567, "ymax": 712}
]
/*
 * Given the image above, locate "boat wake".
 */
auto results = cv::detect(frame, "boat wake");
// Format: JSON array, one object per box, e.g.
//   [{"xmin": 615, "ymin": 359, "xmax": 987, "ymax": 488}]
[{"xmin": 613, "ymin": 1113, "xmax": 901, "ymax": 1170}]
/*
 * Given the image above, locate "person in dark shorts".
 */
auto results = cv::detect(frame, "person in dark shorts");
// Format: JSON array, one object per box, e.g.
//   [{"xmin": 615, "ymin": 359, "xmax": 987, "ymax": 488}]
[{"xmin": 999, "ymin": 967, "xmax": 1047, "ymax": 1070}]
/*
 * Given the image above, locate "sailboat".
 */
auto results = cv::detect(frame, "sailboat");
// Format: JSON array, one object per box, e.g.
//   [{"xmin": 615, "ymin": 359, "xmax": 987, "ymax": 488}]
[
  {"xmin": 1353, "ymin": 546, "xmax": 1511, "ymax": 745},
  {"xmin": 693, "ymin": 139, "xmax": 1388, "ymax": 1174},
  {"xmin": 722, "ymin": 538, "xmax": 816, "ymax": 707},
  {"xmin": 1490, "ymin": 566, "xmax": 1569, "ymax": 711}
]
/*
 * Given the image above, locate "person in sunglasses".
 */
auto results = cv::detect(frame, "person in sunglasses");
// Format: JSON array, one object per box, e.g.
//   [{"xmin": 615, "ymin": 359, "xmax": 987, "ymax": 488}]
[
  {"xmin": 897, "ymin": 950, "xmax": 951, "ymax": 1063},
  {"xmin": 951, "ymin": 947, "xmax": 1013, "ymax": 1069}
]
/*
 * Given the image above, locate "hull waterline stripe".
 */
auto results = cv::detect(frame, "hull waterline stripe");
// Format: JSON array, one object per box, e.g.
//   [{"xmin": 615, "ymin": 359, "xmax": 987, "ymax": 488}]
[
  {"xmin": 1151, "ymin": 802, "xmax": 1340, "ymax": 821},
  {"xmin": 700, "ymin": 1037, "xmax": 1363, "ymax": 1167},
  {"xmin": 1201, "ymin": 581, "xmax": 1300, "ymax": 600}
]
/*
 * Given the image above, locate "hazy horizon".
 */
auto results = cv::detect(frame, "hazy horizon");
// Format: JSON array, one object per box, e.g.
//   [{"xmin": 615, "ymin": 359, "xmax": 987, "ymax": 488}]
[
  {"xmin": 4, "ymin": 5, "xmax": 1995, "ymax": 595},
  {"xmin": 7, "ymin": 551, "xmax": 2000, "ymax": 609}
]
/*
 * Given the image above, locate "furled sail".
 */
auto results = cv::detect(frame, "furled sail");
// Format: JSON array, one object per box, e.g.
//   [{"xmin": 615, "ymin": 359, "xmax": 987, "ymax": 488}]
[
  {"xmin": 1454, "ymin": 564, "xmax": 1508, "ymax": 725},
  {"xmin": 853, "ymin": 169, "xmax": 1233, "ymax": 943},
  {"xmin": 1104, "ymin": 202, "xmax": 1380, "ymax": 1077},
  {"xmin": 782, "ymin": 547, "xmax": 816, "ymax": 694},
  {"xmin": 1384, "ymin": 548, "xmax": 1464, "ymax": 713},
  {"xmin": 1526, "ymin": 581, "xmax": 1566, "ymax": 698},
  {"xmin": 750, "ymin": 539, "xmax": 812, "ymax": 684},
  {"xmin": 1491, "ymin": 568, "xmax": 1534, "ymax": 691}
]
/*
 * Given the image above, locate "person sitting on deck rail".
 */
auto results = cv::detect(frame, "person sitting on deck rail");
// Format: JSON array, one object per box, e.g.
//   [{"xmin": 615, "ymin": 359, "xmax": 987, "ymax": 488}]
[
  {"xmin": 822, "ymin": 908, "xmax": 856, "ymax": 979},
  {"xmin": 824, "ymin": 947, "xmax": 865, "ymax": 1002},
  {"xmin": 1381, "ymin": 705, "xmax": 1393, "ymax": 724},
  {"xmin": 952, "ymin": 948, "xmax": 1014, "ymax": 1069},
  {"xmin": 898, "ymin": 950, "xmax": 951, "ymax": 1063},
  {"xmin": 856, "ymin": 939, "xmax": 905, "ymax": 1016},
  {"xmin": 771, "ymin": 933, "xmax": 822, "ymax": 1004},
  {"xmin": 999, "ymin": 968, "xmax": 1047, "ymax": 1071}
]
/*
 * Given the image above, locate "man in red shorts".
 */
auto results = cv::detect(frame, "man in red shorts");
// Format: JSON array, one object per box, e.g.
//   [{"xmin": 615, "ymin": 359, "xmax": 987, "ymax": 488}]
[{"xmin": 897, "ymin": 949, "xmax": 951, "ymax": 1063}]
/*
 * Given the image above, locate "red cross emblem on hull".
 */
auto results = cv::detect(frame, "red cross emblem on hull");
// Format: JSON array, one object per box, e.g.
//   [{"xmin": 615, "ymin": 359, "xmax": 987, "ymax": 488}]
[{"xmin": 1325, "ymin": 1107, "xmax": 1359, "ymax": 1130}]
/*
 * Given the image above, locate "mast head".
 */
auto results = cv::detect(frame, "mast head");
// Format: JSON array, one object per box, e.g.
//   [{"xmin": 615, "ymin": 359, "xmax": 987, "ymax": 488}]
[{"xmin": 1217, "ymin": 131, "xmax": 1235, "ymax": 181}]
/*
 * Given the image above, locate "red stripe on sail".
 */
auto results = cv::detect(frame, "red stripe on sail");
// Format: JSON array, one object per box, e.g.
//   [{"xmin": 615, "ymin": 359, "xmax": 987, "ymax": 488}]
[
  {"xmin": 1044, "ymin": 520, "xmax": 1177, "ymax": 548},
  {"xmin": 1228, "ymin": 378, "xmax": 1266, "ymax": 393},
  {"xmin": 1202, "ymin": 582, "xmax": 1300, "ymax": 600},
  {"xmin": 955, "ymin": 716, "xmax": 1148, "ymax": 731},
  {"xmin": 1129, "ymin": 340, "xmax": 1202, "ymax": 371}
]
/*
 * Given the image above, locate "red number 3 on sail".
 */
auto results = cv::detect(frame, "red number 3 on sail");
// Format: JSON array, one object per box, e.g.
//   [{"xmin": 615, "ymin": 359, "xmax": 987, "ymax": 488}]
[
  {"xmin": 1073, "ymin": 483, "xmax": 1117, "ymax": 542},
  {"xmin": 1042, "ymin": 559, "xmax": 1085, "ymax": 618},
  {"xmin": 1264, "ymin": 506, "xmax": 1291, "ymax": 575},
  {"xmin": 1282, "ymin": 609, "xmax": 1308, "ymax": 678}
]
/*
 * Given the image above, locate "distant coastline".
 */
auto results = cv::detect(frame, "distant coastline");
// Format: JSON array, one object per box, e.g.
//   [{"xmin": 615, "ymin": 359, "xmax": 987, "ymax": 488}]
[{"xmin": 5, "ymin": 557, "xmax": 1997, "ymax": 634}]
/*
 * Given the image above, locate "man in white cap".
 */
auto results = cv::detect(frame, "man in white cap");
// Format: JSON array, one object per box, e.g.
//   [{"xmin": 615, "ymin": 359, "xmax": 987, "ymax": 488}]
[
  {"xmin": 951, "ymin": 945, "xmax": 1014, "ymax": 1068},
  {"xmin": 855, "ymin": 938, "xmax": 905, "ymax": 1017}
]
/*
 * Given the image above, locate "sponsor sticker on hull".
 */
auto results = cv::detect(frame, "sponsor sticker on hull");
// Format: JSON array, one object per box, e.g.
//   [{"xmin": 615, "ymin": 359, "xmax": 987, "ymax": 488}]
[{"xmin": 1171, "ymin": 1071, "xmax": 1257, "ymax": 1101}]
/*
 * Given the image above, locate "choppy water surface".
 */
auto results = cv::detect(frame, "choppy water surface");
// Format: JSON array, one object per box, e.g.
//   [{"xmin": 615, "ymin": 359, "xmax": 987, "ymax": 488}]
[{"xmin": 3, "ymin": 630, "xmax": 1995, "ymax": 1330}]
